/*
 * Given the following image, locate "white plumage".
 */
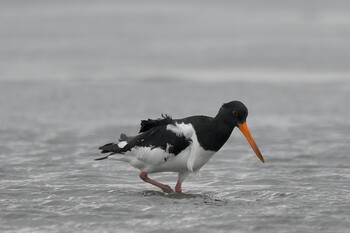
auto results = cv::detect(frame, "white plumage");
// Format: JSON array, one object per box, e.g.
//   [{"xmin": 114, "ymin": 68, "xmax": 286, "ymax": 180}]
[{"xmin": 166, "ymin": 122, "xmax": 193, "ymax": 138}]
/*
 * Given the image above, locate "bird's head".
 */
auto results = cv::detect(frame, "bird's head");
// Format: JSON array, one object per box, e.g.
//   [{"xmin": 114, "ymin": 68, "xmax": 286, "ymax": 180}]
[{"xmin": 220, "ymin": 101, "xmax": 265, "ymax": 163}]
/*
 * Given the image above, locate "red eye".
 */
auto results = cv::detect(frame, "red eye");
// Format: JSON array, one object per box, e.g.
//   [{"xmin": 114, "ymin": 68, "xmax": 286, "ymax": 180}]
[{"xmin": 233, "ymin": 111, "xmax": 238, "ymax": 117}]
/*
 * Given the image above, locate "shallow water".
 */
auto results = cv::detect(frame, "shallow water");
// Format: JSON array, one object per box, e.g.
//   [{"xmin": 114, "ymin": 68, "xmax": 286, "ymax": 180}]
[{"xmin": 0, "ymin": 80, "xmax": 349, "ymax": 233}]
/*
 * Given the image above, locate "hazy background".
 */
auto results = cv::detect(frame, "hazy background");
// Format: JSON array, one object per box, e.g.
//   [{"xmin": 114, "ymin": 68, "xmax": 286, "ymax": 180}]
[
  {"xmin": 1, "ymin": 0, "xmax": 350, "ymax": 82},
  {"xmin": 1, "ymin": 1, "xmax": 350, "ymax": 233}
]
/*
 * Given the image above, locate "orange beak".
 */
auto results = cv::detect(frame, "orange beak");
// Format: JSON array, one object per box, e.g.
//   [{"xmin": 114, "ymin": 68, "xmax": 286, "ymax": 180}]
[{"xmin": 237, "ymin": 122, "xmax": 265, "ymax": 163}]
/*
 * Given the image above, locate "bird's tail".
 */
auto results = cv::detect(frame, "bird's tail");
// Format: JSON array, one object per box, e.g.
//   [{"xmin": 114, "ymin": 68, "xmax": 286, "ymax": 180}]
[
  {"xmin": 96, "ymin": 143, "xmax": 125, "ymax": 160},
  {"xmin": 96, "ymin": 134, "xmax": 132, "ymax": 160},
  {"xmin": 99, "ymin": 142, "xmax": 123, "ymax": 153}
]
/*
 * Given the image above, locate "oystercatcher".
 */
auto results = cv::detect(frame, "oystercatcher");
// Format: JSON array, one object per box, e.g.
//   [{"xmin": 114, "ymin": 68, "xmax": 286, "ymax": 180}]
[{"xmin": 97, "ymin": 101, "xmax": 264, "ymax": 193}]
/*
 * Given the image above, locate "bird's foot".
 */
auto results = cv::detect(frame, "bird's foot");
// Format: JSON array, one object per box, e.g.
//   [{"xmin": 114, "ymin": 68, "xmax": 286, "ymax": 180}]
[
  {"xmin": 139, "ymin": 171, "xmax": 174, "ymax": 193},
  {"xmin": 161, "ymin": 185, "xmax": 174, "ymax": 193}
]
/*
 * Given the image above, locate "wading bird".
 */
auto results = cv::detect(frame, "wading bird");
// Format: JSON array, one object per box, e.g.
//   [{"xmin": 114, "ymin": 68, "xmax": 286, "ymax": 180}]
[{"xmin": 97, "ymin": 101, "xmax": 264, "ymax": 193}]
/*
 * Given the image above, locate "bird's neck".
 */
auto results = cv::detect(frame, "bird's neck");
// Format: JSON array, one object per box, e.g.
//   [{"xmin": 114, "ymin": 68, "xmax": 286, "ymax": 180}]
[
  {"xmin": 197, "ymin": 114, "xmax": 235, "ymax": 152},
  {"xmin": 212, "ymin": 113, "xmax": 235, "ymax": 144}
]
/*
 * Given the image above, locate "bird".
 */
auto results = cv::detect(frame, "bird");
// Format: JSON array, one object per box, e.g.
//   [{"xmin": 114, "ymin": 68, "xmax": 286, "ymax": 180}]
[{"xmin": 97, "ymin": 101, "xmax": 265, "ymax": 193}]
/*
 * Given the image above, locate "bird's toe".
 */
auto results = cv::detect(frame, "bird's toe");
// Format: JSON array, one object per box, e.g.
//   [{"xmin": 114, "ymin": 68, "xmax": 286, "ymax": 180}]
[{"xmin": 161, "ymin": 185, "xmax": 174, "ymax": 193}]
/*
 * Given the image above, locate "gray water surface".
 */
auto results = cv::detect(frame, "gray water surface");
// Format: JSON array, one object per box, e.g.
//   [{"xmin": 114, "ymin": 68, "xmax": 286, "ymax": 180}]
[
  {"xmin": 1, "ymin": 80, "xmax": 349, "ymax": 233},
  {"xmin": 1, "ymin": 0, "xmax": 350, "ymax": 232}
]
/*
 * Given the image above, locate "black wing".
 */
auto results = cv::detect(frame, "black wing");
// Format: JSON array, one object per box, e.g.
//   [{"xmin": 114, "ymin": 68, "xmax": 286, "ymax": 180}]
[
  {"xmin": 97, "ymin": 115, "xmax": 192, "ymax": 160},
  {"xmin": 139, "ymin": 114, "xmax": 173, "ymax": 133}
]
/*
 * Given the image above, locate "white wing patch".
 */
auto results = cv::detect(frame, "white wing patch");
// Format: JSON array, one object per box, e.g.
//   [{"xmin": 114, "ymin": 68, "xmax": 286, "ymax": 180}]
[
  {"xmin": 117, "ymin": 141, "xmax": 127, "ymax": 148},
  {"xmin": 166, "ymin": 123, "xmax": 193, "ymax": 139}
]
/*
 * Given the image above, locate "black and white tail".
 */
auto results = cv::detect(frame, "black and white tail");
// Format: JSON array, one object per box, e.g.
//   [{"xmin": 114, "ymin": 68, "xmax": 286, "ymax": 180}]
[{"xmin": 96, "ymin": 134, "xmax": 131, "ymax": 160}]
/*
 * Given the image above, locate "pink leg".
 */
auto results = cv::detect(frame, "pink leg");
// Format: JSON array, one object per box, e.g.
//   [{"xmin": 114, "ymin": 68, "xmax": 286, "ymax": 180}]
[
  {"xmin": 175, "ymin": 178, "xmax": 182, "ymax": 193},
  {"xmin": 139, "ymin": 171, "xmax": 174, "ymax": 193}
]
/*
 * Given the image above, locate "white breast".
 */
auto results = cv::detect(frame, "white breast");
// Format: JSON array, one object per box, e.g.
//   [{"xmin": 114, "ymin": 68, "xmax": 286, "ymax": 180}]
[
  {"xmin": 151, "ymin": 124, "xmax": 215, "ymax": 173},
  {"xmin": 186, "ymin": 125, "xmax": 215, "ymax": 172}
]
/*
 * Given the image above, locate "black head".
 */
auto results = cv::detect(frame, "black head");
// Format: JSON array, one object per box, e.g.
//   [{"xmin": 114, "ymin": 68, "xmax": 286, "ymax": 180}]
[
  {"xmin": 220, "ymin": 101, "xmax": 248, "ymax": 126},
  {"xmin": 217, "ymin": 100, "xmax": 265, "ymax": 163}
]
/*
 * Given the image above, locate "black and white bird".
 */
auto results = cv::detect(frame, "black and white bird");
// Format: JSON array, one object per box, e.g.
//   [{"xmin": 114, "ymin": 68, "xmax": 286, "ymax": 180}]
[{"xmin": 97, "ymin": 101, "xmax": 265, "ymax": 193}]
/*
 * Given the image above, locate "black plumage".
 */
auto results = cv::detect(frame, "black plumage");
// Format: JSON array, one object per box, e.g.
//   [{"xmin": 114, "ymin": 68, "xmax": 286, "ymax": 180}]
[
  {"xmin": 97, "ymin": 115, "xmax": 192, "ymax": 160},
  {"xmin": 139, "ymin": 114, "xmax": 173, "ymax": 133}
]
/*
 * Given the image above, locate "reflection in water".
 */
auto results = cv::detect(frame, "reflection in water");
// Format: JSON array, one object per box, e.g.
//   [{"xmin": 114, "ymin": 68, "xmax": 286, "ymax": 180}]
[{"xmin": 139, "ymin": 190, "xmax": 229, "ymax": 206}]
